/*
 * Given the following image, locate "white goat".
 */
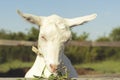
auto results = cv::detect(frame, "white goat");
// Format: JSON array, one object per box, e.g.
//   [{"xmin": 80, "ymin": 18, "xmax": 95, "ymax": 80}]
[{"xmin": 17, "ymin": 10, "xmax": 97, "ymax": 78}]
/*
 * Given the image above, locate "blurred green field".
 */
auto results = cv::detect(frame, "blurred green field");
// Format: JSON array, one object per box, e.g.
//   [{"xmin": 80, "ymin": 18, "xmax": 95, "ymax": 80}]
[
  {"xmin": 75, "ymin": 60, "xmax": 120, "ymax": 74},
  {"xmin": 0, "ymin": 60, "xmax": 33, "ymax": 73},
  {"xmin": 0, "ymin": 60, "xmax": 120, "ymax": 75}
]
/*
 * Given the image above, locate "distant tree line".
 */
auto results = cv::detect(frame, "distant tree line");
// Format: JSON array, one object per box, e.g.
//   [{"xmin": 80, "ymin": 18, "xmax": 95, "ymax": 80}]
[
  {"xmin": 0, "ymin": 26, "xmax": 120, "ymax": 64},
  {"xmin": 0, "ymin": 27, "xmax": 38, "ymax": 63},
  {"xmin": 66, "ymin": 26, "xmax": 120, "ymax": 64}
]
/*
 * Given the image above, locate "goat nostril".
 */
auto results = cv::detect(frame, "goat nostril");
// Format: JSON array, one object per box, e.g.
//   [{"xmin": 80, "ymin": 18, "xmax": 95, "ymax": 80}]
[{"xmin": 50, "ymin": 64, "xmax": 58, "ymax": 72}]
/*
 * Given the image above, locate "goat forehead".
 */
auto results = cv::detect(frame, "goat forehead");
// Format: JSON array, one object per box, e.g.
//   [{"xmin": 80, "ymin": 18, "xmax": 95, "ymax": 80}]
[
  {"xmin": 43, "ymin": 15, "xmax": 64, "ymax": 24},
  {"xmin": 49, "ymin": 14, "xmax": 62, "ymax": 19},
  {"xmin": 39, "ymin": 14, "xmax": 71, "ymax": 40},
  {"xmin": 40, "ymin": 27, "xmax": 65, "ymax": 40},
  {"xmin": 41, "ymin": 15, "xmax": 67, "ymax": 33}
]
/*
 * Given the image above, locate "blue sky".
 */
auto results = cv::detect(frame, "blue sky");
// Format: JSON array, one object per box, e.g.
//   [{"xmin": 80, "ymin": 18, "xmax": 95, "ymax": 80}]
[{"xmin": 0, "ymin": 0, "xmax": 120, "ymax": 40}]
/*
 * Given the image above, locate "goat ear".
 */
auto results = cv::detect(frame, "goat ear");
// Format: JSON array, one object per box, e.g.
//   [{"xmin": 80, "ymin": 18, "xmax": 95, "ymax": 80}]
[
  {"xmin": 65, "ymin": 14, "xmax": 97, "ymax": 27},
  {"xmin": 17, "ymin": 10, "xmax": 41, "ymax": 26}
]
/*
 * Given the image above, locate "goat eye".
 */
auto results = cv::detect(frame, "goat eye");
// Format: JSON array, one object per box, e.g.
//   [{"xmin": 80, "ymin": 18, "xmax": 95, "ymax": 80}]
[{"xmin": 41, "ymin": 36, "xmax": 47, "ymax": 41}]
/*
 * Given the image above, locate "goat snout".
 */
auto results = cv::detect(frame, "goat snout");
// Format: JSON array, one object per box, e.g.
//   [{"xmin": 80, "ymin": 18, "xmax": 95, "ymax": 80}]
[{"xmin": 50, "ymin": 64, "xmax": 59, "ymax": 72}]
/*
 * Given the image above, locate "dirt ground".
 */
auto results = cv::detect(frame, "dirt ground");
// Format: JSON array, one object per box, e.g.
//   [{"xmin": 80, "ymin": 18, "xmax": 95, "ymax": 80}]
[
  {"xmin": 76, "ymin": 68, "xmax": 120, "ymax": 78},
  {"xmin": 0, "ymin": 67, "xmax": 120, "ymax": 78}
]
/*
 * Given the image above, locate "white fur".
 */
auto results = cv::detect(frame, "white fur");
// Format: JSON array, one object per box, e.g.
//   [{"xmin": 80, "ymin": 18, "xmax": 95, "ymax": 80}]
[
  {"xmin": 25, "ymin": 54, "xmax": 78, "ymax": 78},
  {"xmin": 17, "ymin": 10, "xmax": 97, "ymax": 78}
]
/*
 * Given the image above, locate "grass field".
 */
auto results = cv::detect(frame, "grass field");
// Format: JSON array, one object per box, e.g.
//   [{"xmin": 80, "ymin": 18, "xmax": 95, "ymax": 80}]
[
  {"xmin": 0, "ymin": 60, "xmax": 33, "ymax": 73},
  {"xmin": 0, "ymin": 60, "xmax": 120, "ymax": 75},
  {"xmin": 75, "ymin": 60, "xmax": 120, "ymax": 74}
]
